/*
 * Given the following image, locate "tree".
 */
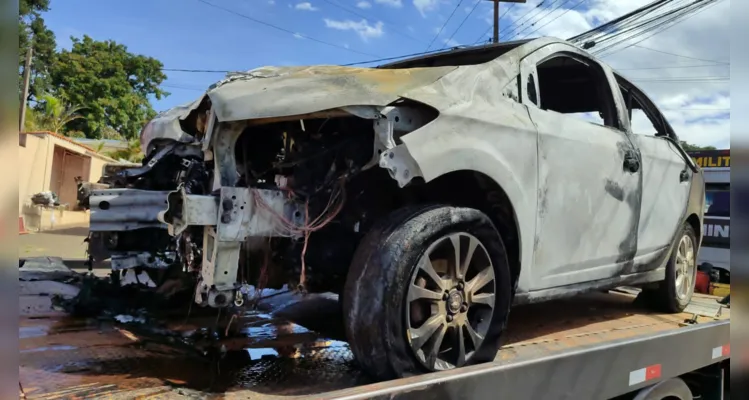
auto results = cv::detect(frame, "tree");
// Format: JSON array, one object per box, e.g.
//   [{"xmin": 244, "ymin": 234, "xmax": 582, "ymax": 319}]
[
  {"xmin": 100, "ymin": 126, "xmax": 124, "ymax": 140},
  {"xmin": 680, "ymin": 141, "xmax": 717, "ymax": 151},
  {"xmin": 19, "ymin": 0, "xmax": 57, "ymax": 101},
  {"xmin": 36, "ymin": 93, "xmax": 85, "ymax": 133},
  {"xmin": 23, "ymin": 93, "xmax": 85, "ymax": 134},
  {"xmin": 49, "ymin": 35, "xmax": 168, "ymax": 139},
  {"xmin": 107, "ymin": 139, "xmax": 144, "ymax": 163}
]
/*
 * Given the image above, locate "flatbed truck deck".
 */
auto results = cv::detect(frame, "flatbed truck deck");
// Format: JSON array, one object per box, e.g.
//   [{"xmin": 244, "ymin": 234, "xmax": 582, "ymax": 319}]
[{"xmin": 19, "ymin": 290, "xmax": 729, "ymax": 399}]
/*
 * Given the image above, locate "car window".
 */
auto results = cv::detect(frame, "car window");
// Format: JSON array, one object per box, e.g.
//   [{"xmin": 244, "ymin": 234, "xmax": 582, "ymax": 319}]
[
  {"xmin": 526, "ymin": 73, "xmax": 538, "ymax": 105},
  {"xmin": 705, "ymin": 187, "xmax": 730, "ymax": 217},
  {"xmin": 616, "ymin": 78, "xmax": 667, "ymax": 137},
  {"xmin": 618, "ymin": 88, "xmax": 662, "ymax": 136},
  {"xmin": 533, "ymin": 54, "xmax": 619, "ymax": 129}
]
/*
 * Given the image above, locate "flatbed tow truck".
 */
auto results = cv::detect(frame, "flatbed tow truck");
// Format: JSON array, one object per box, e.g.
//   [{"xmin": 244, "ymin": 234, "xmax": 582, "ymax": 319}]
[{"xmin": 19, "ymin": 287, "xmax": 729, "ymax": 399}]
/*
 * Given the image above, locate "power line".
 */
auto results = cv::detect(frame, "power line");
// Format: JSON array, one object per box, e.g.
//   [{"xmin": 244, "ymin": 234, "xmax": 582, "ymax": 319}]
[
  {"xmin": 426, "ymin": 0, "xmax": 466, "ymax": 51},
  {"xmin": 520, "ymin": 0, "xmax": 590, "ymax": 40},
  {"xmin": 162, "ymin": 84, "xmax": 206, "ymax": 91},
  {"xmin": 594, "ymin": 0, "xmax": 721, "ymax": 57},
  {"xmin": 196, "ymin": 0, "xmax": 379, "ymax": 58},
  {"xmin": 501, "ymin": 0, "xmax": 556, "ymax": 41},
  {"xmin": 586, "ymin": 0, "xmax": 694, "ymax": 52},
  {"xmin": 474, "ymin": 4, "xmax": 517, "ymax": 44},
  {"xmin": 342, "ymin": 47, "xmax": 453, "ymax": 66},
  {"xmin": 630, "ymin": 44, "xmax": 729, "ymax": 65},
  {"xmin": 319, "ymin": 0, "xmax": 427, "ymax": 44},
  {"xmin": 442, "ymin": 0, "xmax": 484, "ymax": 50},
  {"xmin": 568, "ymin": 0, "xmax": 673, "ymax": 44},
  {"xmin": 514, "ymin": 0, "xmax": 574, "ymax": 39}
]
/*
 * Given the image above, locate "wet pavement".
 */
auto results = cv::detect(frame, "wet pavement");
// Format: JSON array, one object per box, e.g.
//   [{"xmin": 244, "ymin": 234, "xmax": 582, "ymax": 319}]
[{"xmin": 19, "ymin": 307, "xmax": 369, "ymax": 399}]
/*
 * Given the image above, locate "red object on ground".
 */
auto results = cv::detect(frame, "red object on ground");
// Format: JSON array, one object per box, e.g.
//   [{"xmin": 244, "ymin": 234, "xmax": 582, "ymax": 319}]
[
  {"xmin": 19, "ymin": 216, "xmax": 30, "ymax": 235},
  {"xmin": 695, "ymin": 270, "xmax": 710, "ymax": 294}
]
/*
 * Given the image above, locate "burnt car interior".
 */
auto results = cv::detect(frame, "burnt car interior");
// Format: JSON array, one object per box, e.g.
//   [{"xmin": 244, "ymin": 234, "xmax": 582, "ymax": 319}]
[
  {"xmin": 535, "ymin": 55, "xmax": 618, "ymax": 128},
  {"xmin": 617, "ymin": 75, "xmax": 671, "ymax": 138}
]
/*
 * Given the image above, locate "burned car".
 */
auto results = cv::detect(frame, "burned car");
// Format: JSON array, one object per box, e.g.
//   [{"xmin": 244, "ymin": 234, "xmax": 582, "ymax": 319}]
[{"xmin": 86, "ymin": 37, "xmax": 704, "ymax": 379}]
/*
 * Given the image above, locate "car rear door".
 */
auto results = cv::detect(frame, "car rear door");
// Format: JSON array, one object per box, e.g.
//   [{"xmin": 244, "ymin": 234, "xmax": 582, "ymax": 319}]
[
  {"xmin": 518, "ymin": 44, "xmax": 643, "ymax": 290},
  {"xmin": 616, "ymin": 79, "xmax": 694, "ymax": 271}
]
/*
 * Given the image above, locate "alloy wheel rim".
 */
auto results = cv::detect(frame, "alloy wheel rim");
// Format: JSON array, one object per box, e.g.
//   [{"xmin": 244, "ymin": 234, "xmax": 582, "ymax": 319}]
[
  {"xmin": 405, "ymin": 232, "xmax": 496, "ymax": 371},
  {"xmin": 675, "ymin": 234, "xmax": 695, "ymax": 300}
]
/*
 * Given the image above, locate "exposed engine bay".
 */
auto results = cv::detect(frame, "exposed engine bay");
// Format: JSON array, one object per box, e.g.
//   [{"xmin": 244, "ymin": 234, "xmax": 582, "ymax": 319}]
[{"xmin": 86, "ymin": 95, "xmax": 438, "ymax": 309}]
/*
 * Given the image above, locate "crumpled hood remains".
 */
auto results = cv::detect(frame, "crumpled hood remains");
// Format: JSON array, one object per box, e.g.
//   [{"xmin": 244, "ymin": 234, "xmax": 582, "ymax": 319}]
[
  {"xmin": 143, "ymin": 64, "xmax": 455, "ymax": 149},
  {"xmin": 207, "ymin": 65, "xmax": 456, "ymax": 121}
]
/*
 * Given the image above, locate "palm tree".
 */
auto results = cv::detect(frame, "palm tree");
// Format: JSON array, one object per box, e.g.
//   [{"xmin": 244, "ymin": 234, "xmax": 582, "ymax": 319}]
[
  {"xmin": 27, "ymin": 94, "xmax": 85, "ymax": 134},
  {"xmin": 107, "ymin": 138, "xmax": 144, "ymax": 163}
]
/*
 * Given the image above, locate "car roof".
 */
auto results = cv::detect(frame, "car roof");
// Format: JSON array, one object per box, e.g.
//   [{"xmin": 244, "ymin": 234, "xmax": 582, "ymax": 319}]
[{"xmin": 378, "ymin": 38, "xmax": 534, "ymax": 69}]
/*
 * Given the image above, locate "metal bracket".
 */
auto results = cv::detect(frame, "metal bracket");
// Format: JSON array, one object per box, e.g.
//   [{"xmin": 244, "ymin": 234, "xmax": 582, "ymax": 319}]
[
  {"xmin": 378, "ymin": 145, "xmax": 424, "ymax": 188},
  {"xmin": 160, "ymin": 188, "xmax": 219, "ymax": 236},
  {"xmin": 364, "ymin": 106, "xmax": 431, "ymax": 170}
]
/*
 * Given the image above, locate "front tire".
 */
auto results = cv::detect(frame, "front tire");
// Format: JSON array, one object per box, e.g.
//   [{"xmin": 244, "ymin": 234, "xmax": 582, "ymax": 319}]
[
  {"xmin": 646, "ymin": 223, "xmax": 698, "ymax": 313},
  {"xmin": 342, "ymin": 205, "xmax": 512, "ymax": 380}
]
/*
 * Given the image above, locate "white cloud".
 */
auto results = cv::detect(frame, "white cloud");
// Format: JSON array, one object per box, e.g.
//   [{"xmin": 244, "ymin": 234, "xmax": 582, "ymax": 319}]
[
  {"xmin": 268, "ymin": 0, "xmax": 275, "ymax": 4},
  {"xmin": 443, "ymin": 38, "xmax": 460, "ymax": 47},
  {"xmin": 357, "ymin": 1, "xmax": 372, "ymax": 9},
  {"xmin": 293, "ymin": 33, "xmax": 304, "ymax": 39},
  {"xmin": 377, "ymin": 0, "xmax": 403, "ymax": 7},
  {"xmin": 413, "ymin": 0, "xmax": 439, "ymax": 17},
  {"xmin": 295, "ymin": 2, "xmax": 318, "ymax": 11},
  {"xmin": 494, "ymin": 0, "xmax": 731, "ymax": 148},
  {"xmin": 323, "ymin": 19, "xmax": 385, "ymax": 41}
]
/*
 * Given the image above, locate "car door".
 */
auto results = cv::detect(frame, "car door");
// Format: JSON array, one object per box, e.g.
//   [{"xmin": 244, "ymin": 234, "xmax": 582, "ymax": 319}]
[
  {"xmin": 518, "ymin": 44, "xmax": 643, "ymax": 290},
  {"xmin": 617, "ymin": 79, "xmax": 693, "ymax": 268}
]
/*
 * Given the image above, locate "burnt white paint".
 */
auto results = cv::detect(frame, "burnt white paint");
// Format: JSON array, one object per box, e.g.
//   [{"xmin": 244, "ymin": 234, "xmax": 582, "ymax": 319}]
[
  {"xmin": 634, "ymin": 137, "xmax": 691, "ymax": 264},
  {"xmin": 121, "ymin": 37, "xmax": 702, "ymax": 306},
  {"xmin": 515, "ymin": 43, "xmax": 642, "ymax": 289}
]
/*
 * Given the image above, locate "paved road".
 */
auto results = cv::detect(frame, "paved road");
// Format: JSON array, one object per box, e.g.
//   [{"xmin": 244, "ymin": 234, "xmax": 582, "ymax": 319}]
[{"xmin": 19, "ymin": 226, "xmax": 89, "ymax": 261}]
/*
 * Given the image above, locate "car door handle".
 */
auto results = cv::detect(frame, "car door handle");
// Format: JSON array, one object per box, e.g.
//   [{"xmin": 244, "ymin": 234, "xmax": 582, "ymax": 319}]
[
  {"xmin": 623, "ymin": 152, "xmax": 640, "ymax": 173},
  {"xmin": 680, "ymin": 169, "xmax": 690, "ymax": 183}
]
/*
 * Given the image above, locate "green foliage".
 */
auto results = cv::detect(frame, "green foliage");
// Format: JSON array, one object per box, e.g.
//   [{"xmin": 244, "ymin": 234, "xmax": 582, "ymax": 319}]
[
  {"xmin": 680, "ymin": 141, "xmax": 717, "ymax": 151},
  {"xmin": 19, "ymin": 1, "xmax": 169, "ymax": 141},
  {"xmin": 106, "ymin": 139, "xmax": 144, "ymax": 163},
  {"xmin": 100, "ymin": 125, "xmax": 124, "ymax": 140},
  {"xmin": 19, "ymin": 0, "xmax": 56, "ymax": 101},
  {"xmin": 66, "ymin": 130, "xmax": 86, "ymax": 138},
  {"xmin": 23, "ymin": 93, "xmax": 85, "ymax": 134},
  {"xmin": 49, "ymin": 35, "xmax": 168, "ymax": 140}
]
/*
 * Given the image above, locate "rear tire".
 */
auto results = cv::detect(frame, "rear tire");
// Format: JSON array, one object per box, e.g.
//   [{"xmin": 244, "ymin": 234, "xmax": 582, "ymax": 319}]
[
  {"xmin": 645, "ymin": 223, "xmax": 698, "ymax": 313},
  {"xmin": 342, "ymin": 204, "xmax": 512, "ymax": 380}
]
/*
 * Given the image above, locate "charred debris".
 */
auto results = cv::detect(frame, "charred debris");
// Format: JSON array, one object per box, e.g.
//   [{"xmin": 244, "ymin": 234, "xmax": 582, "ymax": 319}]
[{"xmin": 84, "ymin": 96, "xmax": 458, "ymax": 308}]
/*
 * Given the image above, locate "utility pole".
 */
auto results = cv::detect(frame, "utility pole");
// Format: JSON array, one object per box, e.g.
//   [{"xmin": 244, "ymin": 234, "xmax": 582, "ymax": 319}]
[
  {"xmin": 19, "ymin": 45, "xmax": 33, "ymax": 132},
  {"xmin": 484, "ymin": 0, "xmax": 527, "ymax": 44}
]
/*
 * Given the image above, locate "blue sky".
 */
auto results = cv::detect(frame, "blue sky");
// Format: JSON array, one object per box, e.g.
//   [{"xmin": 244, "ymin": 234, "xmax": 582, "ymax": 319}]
[
  {"xmin": 43, "ymin": 0, "xmax": 587, "ymax": 111},
  {"xmin": 41, "ymin": 0, "xmax": 730, "ymax": 148}
]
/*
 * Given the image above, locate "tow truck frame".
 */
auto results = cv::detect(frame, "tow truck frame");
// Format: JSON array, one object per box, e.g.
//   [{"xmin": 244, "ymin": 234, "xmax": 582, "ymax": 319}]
[
  {"xmin": 318, "ymin": 319, "xmax": 729, "ymax": 400},
  {"xmin": 19, "ymin": 288, "xmax": 729, "ymax": 400}
]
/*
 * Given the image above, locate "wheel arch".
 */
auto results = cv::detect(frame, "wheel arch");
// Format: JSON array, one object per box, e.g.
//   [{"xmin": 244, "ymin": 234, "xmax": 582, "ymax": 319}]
[
  {"xmin": 685, "ymin": 213, "xmax": 702, "ymax": 247},
  {"xmin": 416, "ymin": 170, "xmax": 523, "ymax": 292}
]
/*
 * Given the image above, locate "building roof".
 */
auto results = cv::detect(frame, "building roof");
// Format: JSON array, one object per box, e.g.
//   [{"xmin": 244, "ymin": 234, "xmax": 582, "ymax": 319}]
[
  {"xmin": 20, "ymin": 131, "xmax": 118, "ymax": 163},
  {"xmin": 73, "ymin": 138, "xmax": 129, "ymax": 150}
]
